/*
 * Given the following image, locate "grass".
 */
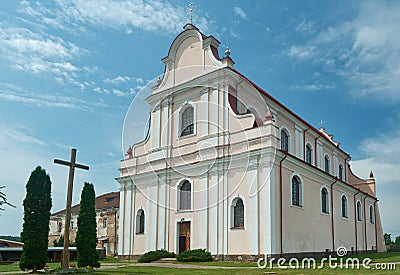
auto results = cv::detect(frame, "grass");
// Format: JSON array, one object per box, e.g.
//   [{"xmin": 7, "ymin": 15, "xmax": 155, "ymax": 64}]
[{"xmin": 0, "ymin": 253, "xmax": 399, "ymax": 275}]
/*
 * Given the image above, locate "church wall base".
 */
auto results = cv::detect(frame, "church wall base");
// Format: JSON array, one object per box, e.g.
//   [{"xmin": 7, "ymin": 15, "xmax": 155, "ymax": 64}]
[{"xmin": 118, "ymin": 249, "xmax": 379, "ymax": 262}]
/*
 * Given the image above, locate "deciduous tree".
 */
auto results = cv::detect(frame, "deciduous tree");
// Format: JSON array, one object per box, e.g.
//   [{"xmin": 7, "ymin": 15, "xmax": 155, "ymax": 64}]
[
  {"xmin": 0, "ymin": 186, "xmax": 15, "ymax": 211},
  {"xmin": 384, "ymin": 233, "xmax": 393, "ymax": 245}
]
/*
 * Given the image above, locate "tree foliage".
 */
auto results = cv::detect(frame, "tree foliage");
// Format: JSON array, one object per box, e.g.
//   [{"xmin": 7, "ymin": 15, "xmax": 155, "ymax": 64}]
[
  {"xmin": 384, "ymin": 233, "xmax": 393, "ymax": 245},
  {"xmin": 76, "ymin": 182, "xmax": 99, "ymax": 268},
  {"xmin": 53, "ymin": 235, "xmax": 75, "ymax": 247},
  {"xmin": 395, "ymin": 236, "xmax": 400, "ymax": 246},
  {"xmin": 19, "ymin": 166, "xmax": 52, "ymax": 272},
  {"xmin": 0, "ymin": 185, "xmax": 15, "ymax": 211},
  {"xmin": 53, "ymin": 234, "xmax": 65, "ymax": 247}
]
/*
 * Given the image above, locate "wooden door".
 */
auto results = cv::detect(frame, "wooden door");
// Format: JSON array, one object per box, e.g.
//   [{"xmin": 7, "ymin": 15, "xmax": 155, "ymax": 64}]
[{"xmin": 178, "ymin": 221, "xmax": 190, "ymax": 254}]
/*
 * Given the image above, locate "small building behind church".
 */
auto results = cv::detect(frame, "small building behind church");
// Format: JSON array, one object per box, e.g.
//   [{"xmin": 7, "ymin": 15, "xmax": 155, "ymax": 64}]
[
  {"xmin": 48, "ymin": 191, "xmax": 119, "ymax": 256},
  {"xmin": 116, "ymin": 24, "xmax": 386, "ymax": 260}
]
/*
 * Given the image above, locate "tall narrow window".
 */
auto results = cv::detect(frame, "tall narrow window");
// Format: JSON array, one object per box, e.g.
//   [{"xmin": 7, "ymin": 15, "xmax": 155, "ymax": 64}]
[
  {"xmin": 281, "ymin": 129, "xmax": 289, "ymax": 152},
  {"xmin": 179, "ymin": 180, "xmax": 191, "ymax": 210},
  {"xmin": 233, "ymin": 198, "xmax": 244, "ymax": 228},
  {"xmin": 58, "ymin": 222, "xmax": 62, "ymax": 232},
  {"xmin": 324, "ymin": 155, "xmax": 330, "ymax": 173},
  {"xmin": 103, "ymin": 217, "xmax": 108, "ymax": 228},
  {"xmin": 180, "ymin": 105, "xmax": 194, "ymax": 137},
  {"xmin": 291, "ymin": 176, "xmax": 302, "ymax": 206},
  {"xmin": 321, "ymin": 187, "xmax": 329, "ymax": 214},
  {"xmin": 339, "ymin": 164, "xmax": 344, "ymax": 181},
  {"xmin": 305, "ymin": 144, "xmax": 313, "ymax": 164},
  {"xmin": 341, "ymin": 195, "xmax": 348, "ymax": 218},
  {"xmin": 370, "ymin": 205, "xmax": 374, "ymax": 224},
  {"xmin": 357, "ymin": 201, "xmax": 362, "ymax": 221},
  {"xmin": 136, "ymin": 209, "xmax": 145, "ymax": 234}
]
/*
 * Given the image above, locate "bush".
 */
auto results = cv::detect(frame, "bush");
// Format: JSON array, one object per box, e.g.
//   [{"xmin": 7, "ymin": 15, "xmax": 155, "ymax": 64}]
[
  {"xmin": 176, "ymin": 249, "xmax": 212, "ymax": 262},
  {"xmin": 138, "ymin": 249, "xmax": 175, "ymax": 263}
]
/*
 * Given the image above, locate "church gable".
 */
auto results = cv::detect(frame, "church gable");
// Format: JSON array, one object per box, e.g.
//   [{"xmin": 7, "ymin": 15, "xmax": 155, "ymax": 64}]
[{"xmin": 156, "ymin": 24, "xmax": 225, "ymax": 90}]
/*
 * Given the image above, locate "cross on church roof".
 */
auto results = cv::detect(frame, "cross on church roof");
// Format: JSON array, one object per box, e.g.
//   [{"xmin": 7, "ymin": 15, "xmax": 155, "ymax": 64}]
[
  {"xmin": 319, "ymin": 119, "xmax": 326, "ymax": 129},
  {"xmin": 189, "ymin": 2, "xmax": 195, "ymax": 24}
]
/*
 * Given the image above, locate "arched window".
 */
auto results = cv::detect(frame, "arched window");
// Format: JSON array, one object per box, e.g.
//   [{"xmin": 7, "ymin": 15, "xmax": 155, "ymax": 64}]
[
  {"xmin": 180, "ymin": 105, "xmax": 194, "ymax": 137},
  {"xmin": 232, "ymin": 198, "xmax": 244, "ymax": 228},
  {"xmin": 370, "ymin": 205, "xmax": 374, "ymax": 224},
  {"xmin": 357, "ymin": 201, "xmax": 362, "ymax": 221},
  {"xmin": 305, "ymin": 144, "xmax": 313, "ymax": 164},
  {"xmin": 339, "ymin": 164, "xmax": 344, "ymax": 181},
  {"xmin": 281, "ymin": 129, "xmax": 289, "ymax": 152},
  {"xmin": 136, "ymin": 209, "xmax": 145, "ymax": 234},
  {"xmin": 321, "ymin": 187, "xmax": 329, "ymax": 214},
  {"xmin": 179, "ymin": 180, "xmax": 191, "ymax": 210},
  {"xmin": 291, "ymin": 176, "xmax": 302, "ymax": 207},
  {"xmin": 324, "ymin": 155, "xmax": 330, "ymax": 173},
  {"xmin": 341, "ymin": 195, "xmax": 348, "ymax": 218}
]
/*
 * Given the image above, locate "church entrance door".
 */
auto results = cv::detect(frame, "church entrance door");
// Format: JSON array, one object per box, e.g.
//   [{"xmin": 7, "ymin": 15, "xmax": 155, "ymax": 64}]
[{"xmin": 178, "ymin": 221, "xmax": 190, "ymax": 254}]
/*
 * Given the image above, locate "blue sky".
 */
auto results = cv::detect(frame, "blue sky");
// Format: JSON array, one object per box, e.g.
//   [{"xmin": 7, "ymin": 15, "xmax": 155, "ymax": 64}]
[{"xmin": 0, "ymin": 1, "xmax": 399, "ymax": 239}]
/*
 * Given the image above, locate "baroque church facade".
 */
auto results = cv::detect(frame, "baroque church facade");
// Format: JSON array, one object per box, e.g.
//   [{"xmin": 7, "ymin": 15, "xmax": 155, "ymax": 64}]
[{"xmin": 116, "ymin": 24, "xmax": 385, "ymax": 259}]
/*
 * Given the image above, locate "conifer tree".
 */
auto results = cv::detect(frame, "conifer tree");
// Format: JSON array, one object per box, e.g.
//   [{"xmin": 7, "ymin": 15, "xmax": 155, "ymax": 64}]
[
  {"xmin": 20, "ymin": 166, "xmax": 52, "ymax": 272},
  {"xmin": 76, "ymin": 182, "xmax": 100, "ymax": 268}
]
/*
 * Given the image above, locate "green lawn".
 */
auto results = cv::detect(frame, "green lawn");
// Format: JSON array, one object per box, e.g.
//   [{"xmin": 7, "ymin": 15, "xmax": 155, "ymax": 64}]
[{"xmin": 0, "ymin": 253, "xmax": 399, "ymax": 275}]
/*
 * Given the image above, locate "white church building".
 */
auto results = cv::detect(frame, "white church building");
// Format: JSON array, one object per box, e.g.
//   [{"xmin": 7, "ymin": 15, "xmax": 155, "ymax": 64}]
[{"xmin": 116, "ymin": 24, "xmax": 385, "ymax": 260}]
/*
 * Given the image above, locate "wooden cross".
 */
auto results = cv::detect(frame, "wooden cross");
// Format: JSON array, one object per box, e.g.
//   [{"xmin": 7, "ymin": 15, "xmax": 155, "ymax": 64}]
[{"xmin": 54, "ymin": 148, "xmax": 89, "ymax": 269}]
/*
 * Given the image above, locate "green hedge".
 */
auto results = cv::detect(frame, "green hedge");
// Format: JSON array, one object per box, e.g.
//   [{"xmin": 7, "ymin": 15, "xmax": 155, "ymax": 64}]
[
  {"xmin": 176, "ymin": 249, "xmax": 213, "ymax": 262},
  {"xmin": 138, "ymin": 249, "xmax": 175, "ymax": 263}
]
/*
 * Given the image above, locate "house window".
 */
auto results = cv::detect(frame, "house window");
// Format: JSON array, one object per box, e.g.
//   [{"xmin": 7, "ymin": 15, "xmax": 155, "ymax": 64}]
[
  {"xmin": 58, "ymin": 222, "xmax": 62, "ymax": 232},
  {"xmin": 281, "ymin": 129, "xmax": 289, "ymax": 152},
  {"xmin": 324, "ymin": 155, "xmax": 330, "ymax": 173},
  {"xmin": 179, "ymin": 180, "xmax": 191, "ymax": 210},
  {"xmin": 357, "ymin": 201, "xmax": 362, "ymax": 221},
  {"xmin": 305, "ymin": 144, "xmax": 313, "ymax": 164},
  {"xmin": 339, "ymin": 164, "xmax": 344, "ymax": 181},
  {"xmin": 71, "ymin": 220, "xmax": 74, "ymax": 229},
  {"xmin": 103, "ymin": 217, "xmax": 108, "ymax": 228},
  {"xmin": 291, "ymin": 176, "xmax": 302, "ymax": 207},
  {"xmin": 136, "ymin": 209, "xmax": 145, "ymax": 234},
  {"xmin": 341, "ymin": 195, "xmax": 348, "ymax": 218},
  {"xmin": 321, "ymin": 187, "xmax": 329, "ymax": 214},
  {"xmin": 180, "ymin": 105, "xmax": 194, "ymax": 137},
  {"xmin": 233, "ymin": 198, "xmax": 244, "ymax": 228},
  {"xmin": 370, "ymin": 205, "xmax": 374, "ymax": 224}
]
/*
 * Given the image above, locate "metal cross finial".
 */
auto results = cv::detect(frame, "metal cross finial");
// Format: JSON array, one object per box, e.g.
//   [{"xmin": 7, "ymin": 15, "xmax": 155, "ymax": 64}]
[
  {"xmin": 319, "ymin": 119, "xmax": 326, "ymax": 128},
  {"xmin": 189, "ymin": 2, "xmax": 195, "ymax": 24}
]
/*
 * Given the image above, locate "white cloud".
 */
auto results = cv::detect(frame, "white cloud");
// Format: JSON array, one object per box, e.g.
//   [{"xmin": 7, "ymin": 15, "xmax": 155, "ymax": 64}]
[
  {"xmin": 229, "ymin": 30, "xmax": 242, "ymax": 39},
  {"xmin": 350, "ymin": 127, "xmax": 400, "ymax": 235},
  {"xmin": 0, "ymin": 126, "xmax": 47, "ymax": 147},
  {"xmin": 19, "ymin": 0, "xmax": 212, "ymax": 34},
  {"xmin": 287, "ymin": 45, "xmax": 314, "ymax": 59},
  {"xmin": 104, "ymin": 75, "xmax": 132, "ymax": 84},
  {"xmin": 0, "ymin": 26, "xmax": 82, "ymax": 79},
  {"xmin": 112, "ymin": 89, "xmax": 126, "ymax": 97},
  {"xmin": 93, "ymin": 87, "xmax": 109, "ymax": 94},
  {"xmin": 233, "ymin": 6, "xmax": 248, "ymax": 20},
  {"xmin": 296, "ymin": 18, "xmax": 314, "ymax": 33},
  {"xmin": 0, "ymin": 83, "xmax": 87, "ymax": 110},
  {"xmin": 291, "ymin": 84, "xmax": 335, "ymax": 91},
  {"xmin": 286, "ymin": 2, "xmax": 400, "ymax": 102}
]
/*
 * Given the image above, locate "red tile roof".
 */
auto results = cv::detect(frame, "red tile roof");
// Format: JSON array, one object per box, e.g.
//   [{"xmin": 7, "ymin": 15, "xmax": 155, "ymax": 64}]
[{"xmin": 52, "ymin": 191, "xmax": 119, "ymax": 216}]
